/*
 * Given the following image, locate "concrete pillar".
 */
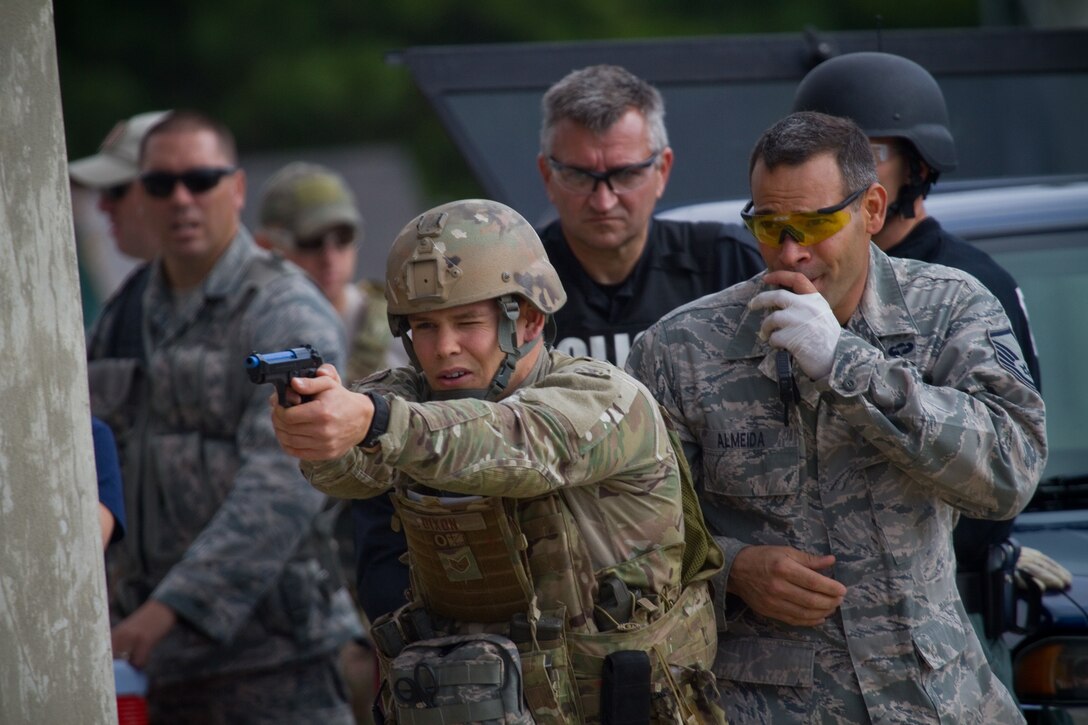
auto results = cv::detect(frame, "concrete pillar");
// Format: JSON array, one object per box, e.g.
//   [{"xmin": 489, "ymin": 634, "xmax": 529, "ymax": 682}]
[{"xmin": 0, "ymin": 1, "xmax": 116, "ymax": 723}]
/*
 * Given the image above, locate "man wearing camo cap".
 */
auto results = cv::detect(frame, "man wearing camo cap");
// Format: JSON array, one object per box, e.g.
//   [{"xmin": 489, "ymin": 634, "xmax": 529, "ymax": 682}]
[
  {"xmin": 257, "ymin": 162, "xmax": 407, "ymax": 382},
  {"xmin": 627, "ymin": 112, "xmax": 1046, "ymax": 723},
  {"xmin": 256, "ymin": 160, "xmax": 409, "ymax": 627},
  {"xmin": 70, "ymin": 110, "xmax": 172, "ymax": 261}
]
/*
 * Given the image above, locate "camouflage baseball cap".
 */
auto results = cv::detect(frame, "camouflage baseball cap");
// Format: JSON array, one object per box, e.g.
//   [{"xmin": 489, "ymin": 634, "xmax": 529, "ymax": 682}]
[
  {"xmin": 69, "ymin": 110, "xmax": 172, "ymax": 188},
  {"xmin": 257, "ymin": 162, "xmax": 362, "ymax": 248},
  {"xmin": 385, "ymin": 198, "xmax": 566, "ymax": 324}
]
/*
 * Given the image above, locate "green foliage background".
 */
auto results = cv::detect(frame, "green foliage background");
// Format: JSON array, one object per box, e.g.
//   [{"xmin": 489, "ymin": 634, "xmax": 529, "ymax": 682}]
[{"xmin": 54, "ymin": 1, "xmax": 981, "ymax": 202}]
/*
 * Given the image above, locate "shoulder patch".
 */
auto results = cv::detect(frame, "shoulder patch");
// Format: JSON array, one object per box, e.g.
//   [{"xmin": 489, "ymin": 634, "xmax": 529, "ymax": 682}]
[{"xmin": 988, "ymin": 327, "xmax": 1037, "ymax": 391}]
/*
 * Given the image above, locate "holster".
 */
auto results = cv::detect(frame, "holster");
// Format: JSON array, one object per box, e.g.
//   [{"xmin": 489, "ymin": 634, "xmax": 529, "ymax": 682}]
[{"xmin": 957, "ymin": 538, "xmax": 1021, "ymax": 639}]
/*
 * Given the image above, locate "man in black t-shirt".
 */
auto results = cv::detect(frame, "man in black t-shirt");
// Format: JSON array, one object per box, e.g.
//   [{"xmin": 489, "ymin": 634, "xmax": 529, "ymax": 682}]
[{"xmin": 536, "ymin": 65, "xmax": 764, "ymax": 368}]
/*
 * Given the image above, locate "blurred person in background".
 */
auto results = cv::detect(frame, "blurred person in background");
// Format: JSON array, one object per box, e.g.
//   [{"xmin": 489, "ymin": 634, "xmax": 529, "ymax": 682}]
[
  {"xmin": 71, "ymin": 114, "xmax": 163, "ymax": 555},
  {"xmin": 256, "ymin": 161, "xmax": 407, "ymax": 381},
  {"xmin": 70, "ymin": 110, "xmax": 171, "ymax": 327},
  {"xmin": 70, "ymin": 109, "xmax": 172, "ymax": 263},
  {"xmin": 87, "ymin": 110, "xmax": 359, "ymax": 724},
  {"xmin": 92, "ymin": 416, "xmax": 126, "ymax": 550}
]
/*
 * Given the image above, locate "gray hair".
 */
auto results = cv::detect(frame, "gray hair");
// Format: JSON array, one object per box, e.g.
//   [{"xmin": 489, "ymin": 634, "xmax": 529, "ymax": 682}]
[
  {"xmin": 540, "ymin": 65, "xmax": 668, "ymax": 156},
  {"xmin": 748, "ymin": 111, "xmax": 877, "ymax": 200}
]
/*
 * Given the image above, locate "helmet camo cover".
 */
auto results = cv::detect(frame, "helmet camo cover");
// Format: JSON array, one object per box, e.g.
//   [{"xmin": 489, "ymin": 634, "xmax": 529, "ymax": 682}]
[{"xmin": 385, "ymin": 199, "xmax": 566, "ymax": 333}]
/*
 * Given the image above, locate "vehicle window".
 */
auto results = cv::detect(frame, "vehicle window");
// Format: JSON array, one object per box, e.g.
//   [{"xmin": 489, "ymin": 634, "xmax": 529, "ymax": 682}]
[{"xmin": 989, "ymin": 235, "xmax": 1088, "ymax": 480}]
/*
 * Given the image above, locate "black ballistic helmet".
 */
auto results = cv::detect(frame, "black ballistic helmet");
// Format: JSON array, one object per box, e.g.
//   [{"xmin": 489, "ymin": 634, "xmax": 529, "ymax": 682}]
[{"xmin": 792, "ymin": 52, "xmax": 958, "ymax": 173}]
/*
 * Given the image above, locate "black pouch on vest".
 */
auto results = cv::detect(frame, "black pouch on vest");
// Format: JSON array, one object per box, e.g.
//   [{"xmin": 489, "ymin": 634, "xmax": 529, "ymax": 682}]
[{"xmin": 601, "ymin": 650, "xmax": 651, "ymax": 725}]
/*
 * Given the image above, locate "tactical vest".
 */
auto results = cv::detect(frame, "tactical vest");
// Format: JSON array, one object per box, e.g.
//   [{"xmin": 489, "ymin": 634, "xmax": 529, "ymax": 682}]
[
  {"xmin": 370, "ymin": 423, "xmax": 727, "ymax": 724},
  {"xmin": 88, "ymin": 255, "xmax": 343, "ymax": 606}
]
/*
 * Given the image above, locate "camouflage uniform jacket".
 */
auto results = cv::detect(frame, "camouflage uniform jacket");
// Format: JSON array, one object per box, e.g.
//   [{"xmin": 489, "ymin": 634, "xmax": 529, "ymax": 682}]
[
  {"xmin": 303, "ymin": 349, "xmax": 688, "ymax": 631},
  {"xmin": 626, "ymin": 245, "xmax": 1047, "ymax": 724},
  {"xmin": 87, "ymin": 229, "xmax": 359, "ymax": 684}
]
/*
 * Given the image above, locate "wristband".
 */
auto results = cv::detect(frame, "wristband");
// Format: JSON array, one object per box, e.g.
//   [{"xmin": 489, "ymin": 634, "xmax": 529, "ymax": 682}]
[{"xmin": 358, "ymin": 392, "xmax": 390, "ymax": 449}]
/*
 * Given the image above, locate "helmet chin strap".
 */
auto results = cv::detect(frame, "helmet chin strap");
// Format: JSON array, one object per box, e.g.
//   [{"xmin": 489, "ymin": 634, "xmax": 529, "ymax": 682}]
[
  {"xmin": 409, "ymin": 295, "xmax": 541, "ymax": 402},
  {"xmin": 887, "ymin": 150, "xmax": 936, "ymax": 220}
]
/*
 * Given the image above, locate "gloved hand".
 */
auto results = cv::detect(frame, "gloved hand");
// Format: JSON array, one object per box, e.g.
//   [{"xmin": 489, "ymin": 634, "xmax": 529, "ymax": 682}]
[
  {"xmin": 749, "ymin": 289, "xmax": 841, "ymax": 379},
  {"xmin": 1015, "ymin": 546, "xmax": 1073, "ymax": 592}
]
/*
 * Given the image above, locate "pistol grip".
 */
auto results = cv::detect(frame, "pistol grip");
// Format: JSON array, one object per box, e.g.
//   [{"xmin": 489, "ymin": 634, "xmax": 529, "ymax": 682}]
[{"xmin": 275, "ymin": 381, "xmax": 290, "ymax": 408}]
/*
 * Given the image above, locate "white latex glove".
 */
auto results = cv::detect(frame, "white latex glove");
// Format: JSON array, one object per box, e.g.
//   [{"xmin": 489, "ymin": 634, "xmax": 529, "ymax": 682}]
[
  {"xmin": 1015, "ymin": 546, "xmax": 1073, "ymax": 592},
  {"xmin": 749, "ymin": 289, "xmax": 841, "ymax": 379}
]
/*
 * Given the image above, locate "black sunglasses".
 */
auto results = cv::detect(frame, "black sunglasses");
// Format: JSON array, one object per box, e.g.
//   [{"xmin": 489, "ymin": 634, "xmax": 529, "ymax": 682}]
[
  {"xmin": 295, "ymin": 225, "xmax": 356, "ymax": 253},
  {"xmin": 140, "ymin": 167, "xmax": 237, "ymax": 199},
  {"xmin": 103, "ymin": 182, "xmax": 131, "ymax": 201}
]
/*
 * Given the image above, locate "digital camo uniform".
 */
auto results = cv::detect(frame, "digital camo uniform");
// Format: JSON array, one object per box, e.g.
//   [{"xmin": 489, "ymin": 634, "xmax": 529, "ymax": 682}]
[
  {"xmin": 87, "ymin": 229, "xmax": 360, "ymax": 693},
  {"xmin": 303, "ymin": 199, "xmax": 723, "ymax": 724},
  {"xmin": 791, "ymin": 56, "xmax": 1043, "ymax": 692},
  {"xmin": 626, "ymin": 244, "xmax": 1047, "ymax": 725}
]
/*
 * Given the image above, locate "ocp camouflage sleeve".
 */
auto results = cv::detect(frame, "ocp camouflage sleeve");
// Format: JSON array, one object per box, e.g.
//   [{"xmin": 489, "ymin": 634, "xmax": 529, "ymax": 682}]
[
  {"xmin": 301, "ymin": 366, "xmax": 422, "ymax": 497},
  {"xmin": 307, "ymin": 357, "xmax": 675, "ymax": 500}
]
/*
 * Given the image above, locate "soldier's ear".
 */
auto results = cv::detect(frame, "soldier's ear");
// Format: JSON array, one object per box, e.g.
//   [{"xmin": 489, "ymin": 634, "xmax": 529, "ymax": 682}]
[{"xmin": 521, "ymin": 305, "xmax": 546, "ymax": 342}]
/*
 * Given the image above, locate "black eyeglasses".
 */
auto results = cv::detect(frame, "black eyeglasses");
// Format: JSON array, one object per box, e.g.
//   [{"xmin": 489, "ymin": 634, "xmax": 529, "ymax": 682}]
[
  {"xmin": 547, "ymin": 152, "xmax": 660, "ymax": 195},
  {"xmin": 102, "ymin": 183, "xmax": 131, "ymax": 201},
  {"xmin": 295, "ymin": 225, "xmax": 356, "ymax": 253},
  {"xmin": 140, "ymin": 167, "xmax": 237, "ymax": 199}
]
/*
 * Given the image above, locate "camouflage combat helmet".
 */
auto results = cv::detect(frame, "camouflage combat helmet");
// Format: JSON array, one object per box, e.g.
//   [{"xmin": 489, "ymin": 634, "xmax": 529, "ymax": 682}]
[
  {"xmin": 386, "ymin": 198, "xmax": 567, "ymax": 399},
  {"xmin": 792, "ymin": 52, "xmax": 957, "ymax": 218}
]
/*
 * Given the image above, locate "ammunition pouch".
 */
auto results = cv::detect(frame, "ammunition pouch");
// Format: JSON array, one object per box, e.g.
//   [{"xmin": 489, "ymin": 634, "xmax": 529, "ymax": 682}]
[
  {"xmin": 386, "ymin": 632, "xmax": 534, "ymax": 725},
  {"xmin": 372, "ymin": 584, "xmax": 723, "ymax": 724},
  {"xmin": 567, "ymin": 582, "xmax": 721, "ymax": 723}
]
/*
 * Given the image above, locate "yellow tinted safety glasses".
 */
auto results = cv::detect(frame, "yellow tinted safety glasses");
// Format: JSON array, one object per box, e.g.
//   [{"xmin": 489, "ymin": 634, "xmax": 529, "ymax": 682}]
[{"xmin": 741, "ymin": 186, "xmax": 866, "ymax": 247}]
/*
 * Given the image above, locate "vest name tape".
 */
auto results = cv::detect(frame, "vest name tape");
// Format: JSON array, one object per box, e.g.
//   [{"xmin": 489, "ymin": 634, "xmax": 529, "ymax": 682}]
[{"xmin": 403, "ymin": 512, "xmax": 487, "ymax": 533}]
